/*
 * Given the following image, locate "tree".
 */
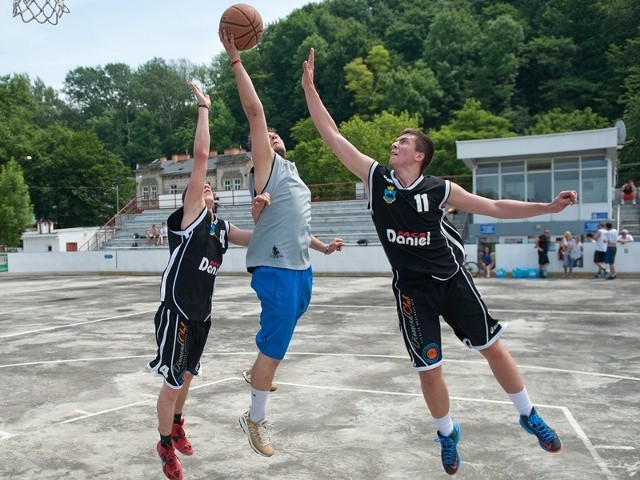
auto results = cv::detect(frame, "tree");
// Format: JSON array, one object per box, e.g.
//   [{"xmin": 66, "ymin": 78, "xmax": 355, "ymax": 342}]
[
  {"xmin": 290, "ymin": 111, "xmax": 419, "ymax": 184},
  {"xmin": 429, "ymin": 99, "xmax": 515, "ymax": 178},
  {"xmin": 0, "ymin": 159, "xmax": 34, "ymax": 247},
  {"xmin": 527, "ymin": 107, "xmax": 611, "ymax": 135}
]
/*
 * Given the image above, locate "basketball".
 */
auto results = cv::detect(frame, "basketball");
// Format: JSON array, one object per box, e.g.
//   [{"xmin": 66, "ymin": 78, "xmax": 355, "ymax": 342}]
[{"xmin": 219, "ymin": 4, "xmax": 264, "ymax": 51}]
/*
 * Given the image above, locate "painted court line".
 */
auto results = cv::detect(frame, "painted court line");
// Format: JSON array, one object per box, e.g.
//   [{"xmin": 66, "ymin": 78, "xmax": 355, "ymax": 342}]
[{"xmin": 0, "ymin": 373, "xmax": 620, "ymax": 479}]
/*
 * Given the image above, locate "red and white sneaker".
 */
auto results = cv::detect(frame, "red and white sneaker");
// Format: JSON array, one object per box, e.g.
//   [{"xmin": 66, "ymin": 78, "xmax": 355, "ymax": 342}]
[
  {"xmin": 171, "ymin": 419, "xmax": 193, "ymax": 455},
  {"xmin": 156, "ymin": 441, "xmax": 183, "ymax": 480}
]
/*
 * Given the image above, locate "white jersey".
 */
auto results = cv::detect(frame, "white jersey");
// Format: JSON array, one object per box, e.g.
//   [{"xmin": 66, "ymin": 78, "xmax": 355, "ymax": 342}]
[{"xmin": 595, "ymin": 228, "xmax": 607, "ymax": 252}]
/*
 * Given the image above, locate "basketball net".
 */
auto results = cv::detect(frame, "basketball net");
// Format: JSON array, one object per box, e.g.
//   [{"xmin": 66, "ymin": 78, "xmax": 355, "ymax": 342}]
[{"xmin": 13, "ymin": 0, "xmax": 70, "ymax": 25}]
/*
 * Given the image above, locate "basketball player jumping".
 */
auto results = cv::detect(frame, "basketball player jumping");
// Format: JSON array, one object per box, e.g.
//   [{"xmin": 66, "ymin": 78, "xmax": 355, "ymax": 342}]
[
  {"xmin": 302, "ymin": 48, "xmax": 574, "ymax": 475},
  {"xmin": 148, "ymin": 82, "xmax": 269, "ymax": 480}
]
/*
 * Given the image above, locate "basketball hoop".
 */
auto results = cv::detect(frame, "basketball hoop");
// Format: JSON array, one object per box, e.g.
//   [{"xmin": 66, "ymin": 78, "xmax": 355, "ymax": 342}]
[{"xmin": 13, "ymin": 0, "xmax": 70, "ymax": 25}]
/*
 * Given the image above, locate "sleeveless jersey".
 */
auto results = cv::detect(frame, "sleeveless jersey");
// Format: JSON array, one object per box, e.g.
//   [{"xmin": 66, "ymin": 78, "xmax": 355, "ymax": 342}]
[
  {"xmin": 160, "ymin": 206, "xmax": 229, "ymax": 321},
  {"xmin": 368, "ymin": 162, "xmax": 464, "ymax": 279},
  {"xmin": 246, "ymin": 153, "xmax": 312, "ymax": 271}
]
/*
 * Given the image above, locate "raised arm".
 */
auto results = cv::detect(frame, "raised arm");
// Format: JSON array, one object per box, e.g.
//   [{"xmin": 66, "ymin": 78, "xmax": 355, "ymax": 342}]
[
  {"xmin": 219, "ymin": 30, "xmax": 272, "ymax": 192},
  {"xmin": 301, "ymin": 48, "xmax": 374, "ymax": 183},
  {"xmin": 448, "ymin": 183, "xmax": 577, "ymax": 219},
  {"xmin": 182, "ymin": 82, "xmax": 212, "ymax": 229}
]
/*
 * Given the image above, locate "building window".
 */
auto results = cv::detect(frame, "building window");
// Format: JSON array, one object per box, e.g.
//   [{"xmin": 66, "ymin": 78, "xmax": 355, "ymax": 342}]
[
  {"xmin": 581, "ymin": 159, "xmax": 607, "ymax": 202},
  {"xmin": 142, "ymin": 186, "xmax": 149, "ymax": 200},
  {"xmin": 553, "ymin": 157, "xmax": 579, "ymax": 199},
  {"xmin": 170, "ymin": 185, "xmax": 178, "ymax": 194},
  {"xmin": 223, "ymin": 179, "xmax": 232, "ymax": 191},
  {"xmin": 150, "ymin": 186, "xmax": 157, "ymax": 200},
  {"xmin": 234, "ymin": 178, "xmax": 242, "ymax": 190},
  {"xmin": 475, "ymin": 163, "xmax": 499, "ymax": 199},
  {"xmin": 527, "ymin": 161, "xmax": 551, "ymax": 203},
  {"xmin": 501, "ymin": 162, "xmax": 524, "ymax": 201}
]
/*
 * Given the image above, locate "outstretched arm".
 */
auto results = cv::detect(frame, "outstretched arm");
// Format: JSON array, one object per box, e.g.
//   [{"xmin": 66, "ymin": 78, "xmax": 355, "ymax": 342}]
[
  {"xmin": 448, "ymin": 183, "xmax": 578, "ymax": 218},
  {"xmin": 219, "ymin": 30, "xmax": 272, "ymax": 193},
  {"xmin": 310, "ymin": 236, "xmax": 345, "ymax": 255},
  {"xmin": 301, "ymin": 48, "xmax": 374, "ymax": 183},
  {"xmin": 182, "ymin": 82, "xmax": 211, "ymax": 229}
]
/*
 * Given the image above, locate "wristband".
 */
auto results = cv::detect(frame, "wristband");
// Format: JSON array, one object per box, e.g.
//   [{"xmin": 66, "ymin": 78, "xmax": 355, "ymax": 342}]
[
  {"xmin": 198, "ymin": 104, "xmax": 209, "ymax": 110},
  {"xmin": 231, "ymin": 58, "xmax": 242, "ymax": 67}
]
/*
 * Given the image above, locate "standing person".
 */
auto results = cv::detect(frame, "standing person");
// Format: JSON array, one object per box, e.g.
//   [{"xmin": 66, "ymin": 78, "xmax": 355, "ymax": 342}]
[
  {"xmin": 219, "ymin": 31, "xmax": 344, "ymax": 457},
  {"xmin": 148, "ymin": 82, "xmax": 269, "ymax": 480},
  {"xmin": 593, "ymin": 223, "xmax": 608, "ymax": 278},
  {"xmin": 480, "ymin": 246, "xmax": 494, "ymax": 278},
  {"xmin": 621, "ymin": 180, "xmax": 636, "ymax": 204},
  {"xmin": 534, "ymin": 230, "xmax": 551, "ymax": 278},
  {"xmin": 559, "ymin": 231, "xmax": 576, "ymax": 278},
  {"xmin": 302, "ymin": 48, "xmax": 571, "ymax": 475},
  {"xmin": 571, "ymin": 234, "xmax": 584, "ymax": 269},
  {"xmin": 604, "ymin": 222, "xmax": 619, "ymax": 280}
]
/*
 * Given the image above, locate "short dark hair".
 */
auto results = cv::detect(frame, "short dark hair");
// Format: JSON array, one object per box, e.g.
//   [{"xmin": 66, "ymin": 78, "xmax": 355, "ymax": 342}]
[
  {"xmin": 401, "ymin": 128, "xmax": 435, "ymax": 172},
  {"xmin": 247, "ymin": 127, "xmax": 278, "ymax": 152}
]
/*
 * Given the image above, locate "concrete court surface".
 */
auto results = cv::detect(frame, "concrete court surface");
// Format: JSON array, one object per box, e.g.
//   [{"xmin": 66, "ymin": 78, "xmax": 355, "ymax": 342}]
[{"xmin": 0, "ymin": 272, "xmax": 638, "ymax": 480}]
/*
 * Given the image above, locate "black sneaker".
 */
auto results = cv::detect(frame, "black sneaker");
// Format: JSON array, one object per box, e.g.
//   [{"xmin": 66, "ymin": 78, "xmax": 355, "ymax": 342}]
[
  {"xmin": 435, "ymin": 421, "xmax": 461, "ymax": 475},
  {"xmin": 519, "ymin": 408, "xmax": 562, "ymax": 453}
]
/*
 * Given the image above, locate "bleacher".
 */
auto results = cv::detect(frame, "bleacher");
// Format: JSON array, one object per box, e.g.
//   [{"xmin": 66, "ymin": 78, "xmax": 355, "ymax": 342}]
[{"xmin": 100, "ymin": 199, "xmax": 381, "ymax": 250}]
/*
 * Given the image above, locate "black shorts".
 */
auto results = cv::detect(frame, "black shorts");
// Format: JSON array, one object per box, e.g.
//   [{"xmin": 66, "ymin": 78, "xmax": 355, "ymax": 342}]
[
  {"xmin": 147, "ymin": 304, "xmax": 211, "ymax": 388},
  {"xmin": 392, "ymin": 268, "xmax": 503, "ymax": 371},
  {"xmin": 538, "ymin": 252, "xmax": 549, "ymax": 265},
  {"xmin": 594, "ymin": 251, "xmax": 606, "ymax": 263},
  {"xmin": 605, "ymin": 247, "xmax": 617, "ymax": 265}
]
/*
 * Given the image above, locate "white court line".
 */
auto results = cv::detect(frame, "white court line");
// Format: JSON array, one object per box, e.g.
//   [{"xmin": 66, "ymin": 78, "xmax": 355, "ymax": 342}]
[
  {"xmin": 2, "ymin": 302, "xmax": 637, "ymax": 340},
  {"xmin": 0, "ymin": 374, "xmax": 623, "ymax": 479},
  {"xmin": 0, "ymin": 309, "xmax": 157, "ymax": 339},
  {"xmin": 1, "ymin": 352, "xmax": 638, "ymax": 383}
]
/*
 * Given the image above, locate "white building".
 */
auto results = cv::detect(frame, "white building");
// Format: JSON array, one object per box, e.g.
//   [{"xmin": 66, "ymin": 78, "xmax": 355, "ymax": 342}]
[{"xmin": 456, "ymin": 126, "xmax": 624, "ymax": 245}]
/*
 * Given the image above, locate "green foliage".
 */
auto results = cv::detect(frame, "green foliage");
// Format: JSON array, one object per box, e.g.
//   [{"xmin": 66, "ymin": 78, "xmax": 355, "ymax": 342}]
[
  {"xmin": 0, "ymin": 159, "xmax": 34, "ymax": 247},
  {"xmin": 429, "ymin": 99, "xmax": 515, "ymax": 177},
  {"xmin": 290, "ymin": 111, "xmax": 419, "ymax": 184},
  {"xmin": 527, "ymin": 107, "xmax": 611, "ymax": 134}
]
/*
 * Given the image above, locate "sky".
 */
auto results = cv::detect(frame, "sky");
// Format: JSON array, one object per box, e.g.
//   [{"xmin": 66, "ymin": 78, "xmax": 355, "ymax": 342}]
[{"xmin": 1, "ymin": 0, "xmax": 315, "ymax": 91}]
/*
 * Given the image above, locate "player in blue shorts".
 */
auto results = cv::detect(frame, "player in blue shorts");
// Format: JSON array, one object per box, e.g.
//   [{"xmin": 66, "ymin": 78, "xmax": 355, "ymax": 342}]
[
  {"xmin": 303, "ymin": 48, "xmax": 575, "ymax": 475},
  {"xmin": 220, "ymin": 31, "xmax": 344, "ymax": 457}
]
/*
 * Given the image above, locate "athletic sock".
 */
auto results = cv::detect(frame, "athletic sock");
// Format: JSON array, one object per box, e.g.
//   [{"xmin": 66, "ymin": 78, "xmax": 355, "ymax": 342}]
[
  {"xmin": 160, "ymin": 434, "xmax": 172, "ymax": 447},
  {"xmin": 249, "ymin": 387, "xmax": 269, "ymax": 422},
  {"xmin": 434, "ymin": 412, "xmax": 454, "ymax": 437},
  {"xmin": 508, "ymin": 387, "xmax": 533, "ymax": 416},
  {"xmin": 173, "ymin": 413, "xmax": 182, "ymax": 424}
]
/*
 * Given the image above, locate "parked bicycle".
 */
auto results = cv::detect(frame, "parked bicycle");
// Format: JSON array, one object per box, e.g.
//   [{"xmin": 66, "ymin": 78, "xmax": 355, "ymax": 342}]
[{"xmin": 463, "ymin": 255, "xmax": 480, "ymax": 277}]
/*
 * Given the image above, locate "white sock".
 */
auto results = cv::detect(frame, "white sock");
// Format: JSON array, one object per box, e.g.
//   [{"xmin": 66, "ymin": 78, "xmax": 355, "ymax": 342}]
[
  {"xmin": 434, "ymin": 413, "xmax": 454, "ymax": 437},
  {"xmin": 508, "ymin": 387, "xmax": 533, "ymax": 416},
  {"xmin": 249, "ymin": 388, "xmax": 269, "ymax": 422}
]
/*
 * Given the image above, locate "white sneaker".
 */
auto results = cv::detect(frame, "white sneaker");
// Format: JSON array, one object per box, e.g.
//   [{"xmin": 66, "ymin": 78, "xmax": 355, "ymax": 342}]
[
  {"xmin": 239, "ymin": 410, "xmax": 274, "ymax": 457},
  {"xmin": 242, "ymin": 368, "xmax": 278, "ymax": 392}
]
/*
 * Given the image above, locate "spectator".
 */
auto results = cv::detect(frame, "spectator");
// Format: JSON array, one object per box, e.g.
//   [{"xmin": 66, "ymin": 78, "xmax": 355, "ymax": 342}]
[
  {"xmin": 480, "ymin": 246, "xmax": 494, "ymax": 278},
  {"xmin": 593, "ymin": 223, "xmax": 608, "ymax": 278},
  {"xmin": 571, "ymin": 234, "xmax": 584, "ymax": 269},
  {"xmin": 213, "ymin": 191, "xmax": 220, "ymax": 213},
  {"xmin": 146, "ymin": 224, "xmax": 158, "ymax": 244},
  {"xmin": 585, "ymin": 232, "xmax": 595, "ymax": 243},
  {"xmin": 617, "ymin": 229, "xmax": 634, "ymax": 244},
  {"xmin": 157, "ymin": 222, "xmax": 168, "ymax": 246},
  {"xmin": 604, "ymin": 222, "xmax": 619, "ymax": 280},
  {"xmin": 535, "ymin": 229, "xmax": 551, "ymax": 278},
  {"xmin": 621, "ymin": 180, "xmax": 637, "ymax": 204},
  {"xmin": 559, "ymin": 231, "xmax": 576, "ymax": 278}
]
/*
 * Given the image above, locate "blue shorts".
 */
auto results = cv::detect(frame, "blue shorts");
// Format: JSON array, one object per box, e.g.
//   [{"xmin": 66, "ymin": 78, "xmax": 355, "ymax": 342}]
[{"xmin": 251, "ymin": 266, "xmax": 313, "ymax": 360}]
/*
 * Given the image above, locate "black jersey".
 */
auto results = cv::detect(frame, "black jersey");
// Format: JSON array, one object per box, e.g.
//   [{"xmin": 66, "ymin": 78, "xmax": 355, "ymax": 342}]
[
  {"xmin": 368, "ymin": 162, "xmax": 465, "ymax": 279},
  {"xmin": 160, "ymin": 206, "xmax": 230, "ymax": 322}
]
